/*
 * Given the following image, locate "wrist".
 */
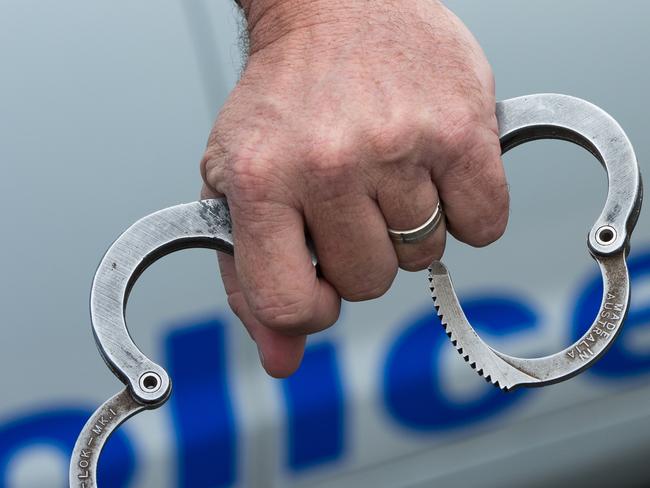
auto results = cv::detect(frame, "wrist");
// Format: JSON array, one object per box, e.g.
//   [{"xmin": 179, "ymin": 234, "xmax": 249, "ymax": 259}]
[
  {"xmin": 239, "ymin": 0, "xmax": 366, "ymax": 54},
  {"xmin": 240, "ymin": 1, "xmax": 447, "ymax": 55}
]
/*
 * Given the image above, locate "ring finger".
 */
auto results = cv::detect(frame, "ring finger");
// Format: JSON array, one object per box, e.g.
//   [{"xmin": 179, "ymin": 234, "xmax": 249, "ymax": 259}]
[{"xmin": 378, "ymin": 169, "xmax": 446, "ymax": 271}]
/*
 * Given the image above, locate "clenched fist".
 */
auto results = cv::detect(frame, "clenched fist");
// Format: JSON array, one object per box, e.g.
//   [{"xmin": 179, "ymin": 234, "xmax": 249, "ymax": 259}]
[{"xmin": 201, "ymin": 0, "xmax": 509, "ymax": 377}]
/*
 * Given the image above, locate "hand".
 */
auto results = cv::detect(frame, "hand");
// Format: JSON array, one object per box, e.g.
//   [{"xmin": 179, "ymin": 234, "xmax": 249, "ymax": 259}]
[{"xmin": 201, "ymin": 0, "xmax": 509, "ymax": 377}]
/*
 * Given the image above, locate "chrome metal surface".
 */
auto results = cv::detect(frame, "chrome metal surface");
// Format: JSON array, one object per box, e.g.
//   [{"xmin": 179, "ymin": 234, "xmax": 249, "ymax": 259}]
[
  {"xmin": 90, "ymin": 199, "xmax": 233, "ymax": 404},
  {"xmin": 70, "ymin": 93, "xmax": 642, "ymax": 485},
  {"xmin": 69, "ymin": 388, "xmax": 146, "ymax": 488},
  {"xmin": 430, "ymin": 93, "xmax": 642, "ymax": 390},
  {"xmin": 388, "ymin": 203, "xmax": 444, "ymax": 244}
]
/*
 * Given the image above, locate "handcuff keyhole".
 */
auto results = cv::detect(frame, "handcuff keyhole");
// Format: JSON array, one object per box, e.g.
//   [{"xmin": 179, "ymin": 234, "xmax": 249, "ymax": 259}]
[
  {"xmin": 596, "ymin": 226, "xmax": 617, "ymax": 245},
  {"xmin": 140, "ymin": 372, "xmax": 161, "ymax": 392}
]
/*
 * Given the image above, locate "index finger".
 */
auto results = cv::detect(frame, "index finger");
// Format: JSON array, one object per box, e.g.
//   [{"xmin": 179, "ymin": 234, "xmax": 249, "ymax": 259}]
[{"xmin": 230, "ymin": 197, "xmax": 341, "ymax": 335}]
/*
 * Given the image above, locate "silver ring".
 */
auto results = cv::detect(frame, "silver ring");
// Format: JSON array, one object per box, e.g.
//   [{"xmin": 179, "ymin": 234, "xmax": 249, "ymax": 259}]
[{"xmin": 388, "ymin": 203, "xmax": 444, "ymax": 244}]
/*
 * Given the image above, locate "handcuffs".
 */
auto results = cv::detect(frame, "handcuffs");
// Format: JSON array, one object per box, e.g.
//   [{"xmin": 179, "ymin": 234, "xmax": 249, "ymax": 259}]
[{"xmin": 70, "ymin": 94, "xmax": 642, "ymax": 486}]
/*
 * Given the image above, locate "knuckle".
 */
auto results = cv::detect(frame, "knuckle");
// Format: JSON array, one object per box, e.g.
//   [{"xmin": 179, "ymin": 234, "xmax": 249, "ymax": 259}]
[
  {"xmin": 338, "ymin": 265, "xmax": 397, "ymax": 302},
  {"xmin": 466, "ymin": 228, "xmax": 502, "ymax": 248},
  {"xmin": 399, "ymin": 249, "xmax": 444, "ymax": 272},
  {"xmin": 464, "ymin": 206, "xmax": 509, "ymax": 247},
  {"xmin": 229, "ymin": 153, "xmax": 279, "ymax": 203},
  {"xmin": 437, "ymin": 118, "xmax": 503, "ymax": 188},
  {"xmin": 367, "ymin": 112, "xmax": 429, "ymax": 164},
  {"xmin": 305, "ymin": 134, "xmax": 356, "ymax": 179},
  {"xmin": 399, "ymin": 259, "xmax": 429, "ymax": 272},
  {"xmin": 203, "ymin": 133, "xmax": 297, "ymax": 205},
  {"xmin": 435, "ymin": 104, "xmax": 486, "ymax": 156},
  {"xmin": 248, "ymin": 289, "xmax": 311, "ymax": 332},
  {"xmin": 369, "ymin": 122, "xmax": 413, "ymax": 160},
  {"xmin": 200, "ymin": 142, "xmax": 228, "ymax": 189},
  {"xmin": 342, "ymin": 281, "xmax": 391, "ymax": 302}
]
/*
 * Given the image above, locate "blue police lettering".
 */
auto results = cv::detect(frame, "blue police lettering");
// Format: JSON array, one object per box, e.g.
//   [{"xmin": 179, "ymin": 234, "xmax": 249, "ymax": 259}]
[
  {"xmin": 1, "ymin": 247, "xmax": 649, "ymax": 485},
  {"xmin": 383, "ymin": 296, "xmax": 535, "ymax": 431}
]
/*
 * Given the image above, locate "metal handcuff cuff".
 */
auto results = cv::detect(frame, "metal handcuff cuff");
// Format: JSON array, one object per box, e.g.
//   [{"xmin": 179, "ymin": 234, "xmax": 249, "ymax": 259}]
[{"xmin": 70, "ymin": 94, "xmax": 642, "ymax": 486}]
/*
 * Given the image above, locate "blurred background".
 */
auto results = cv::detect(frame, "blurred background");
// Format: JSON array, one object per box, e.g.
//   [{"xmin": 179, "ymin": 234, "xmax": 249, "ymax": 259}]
[{"xmin": 1, "ymin": 1, "xmax": 649, "ymax": 486}]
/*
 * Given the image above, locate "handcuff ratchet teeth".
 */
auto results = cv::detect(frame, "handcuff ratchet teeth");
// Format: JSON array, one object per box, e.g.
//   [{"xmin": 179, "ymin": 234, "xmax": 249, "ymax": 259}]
[
  {"xmin": 70, "ymin": 94, "xmax": 642, "ymax": 486},
  {"xmin": 430, "ymin": 93, "xmax": 642, "ymax": 391}
]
